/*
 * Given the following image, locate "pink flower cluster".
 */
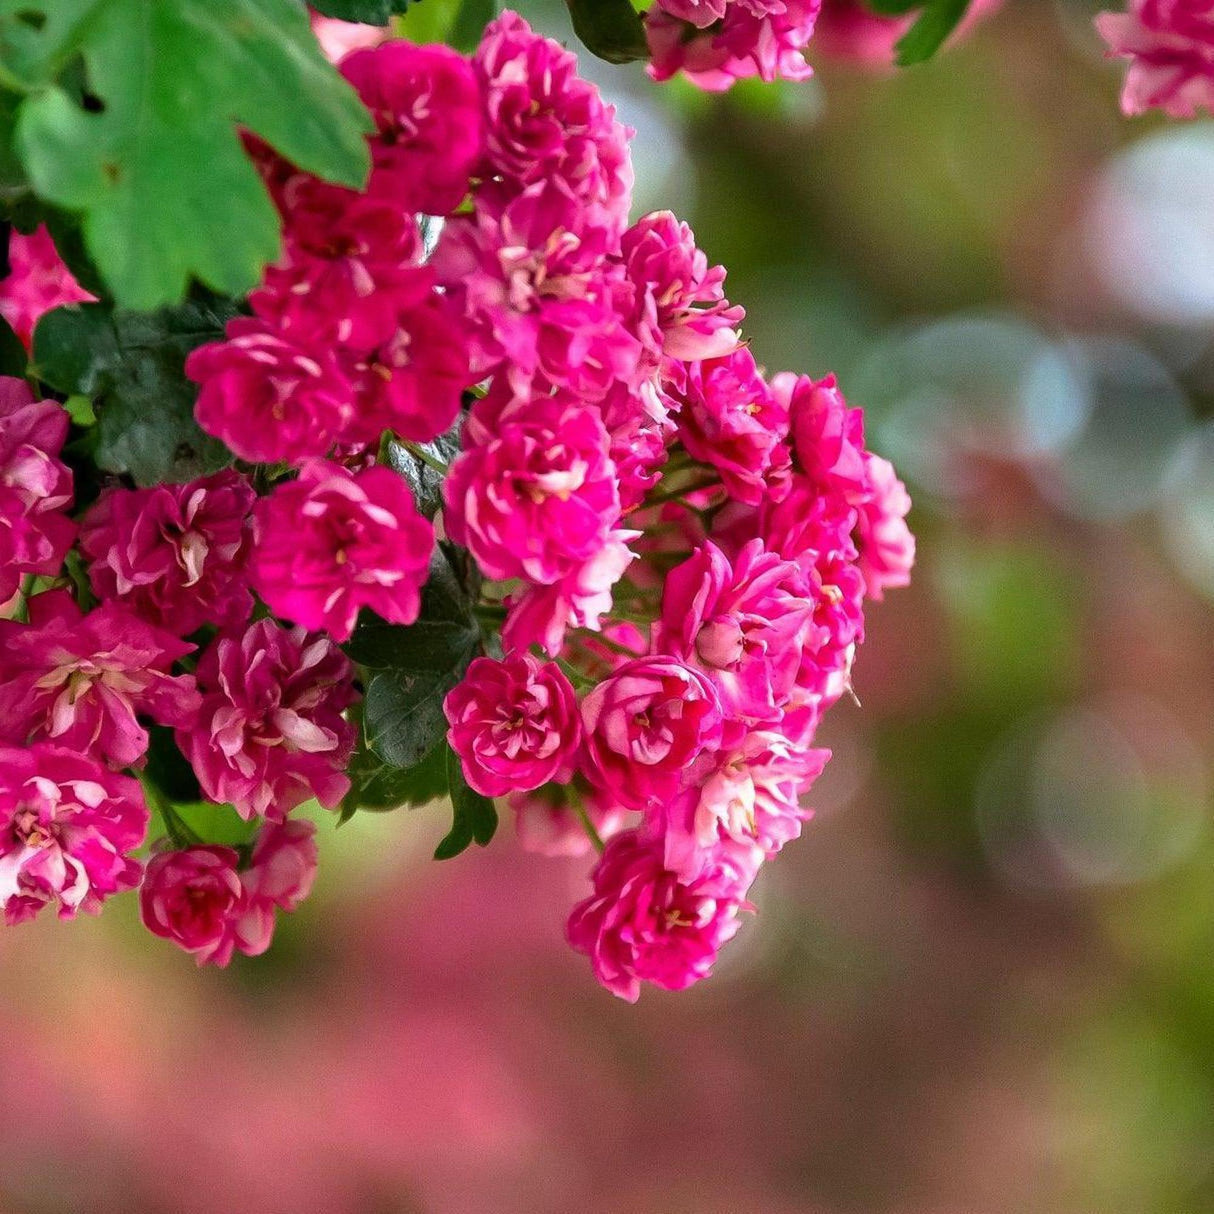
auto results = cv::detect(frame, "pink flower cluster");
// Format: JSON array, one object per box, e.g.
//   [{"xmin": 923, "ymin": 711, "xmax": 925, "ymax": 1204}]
[{"xmin": 1097, "ymin": 0, "xmax": 1214, "ymax": 117}]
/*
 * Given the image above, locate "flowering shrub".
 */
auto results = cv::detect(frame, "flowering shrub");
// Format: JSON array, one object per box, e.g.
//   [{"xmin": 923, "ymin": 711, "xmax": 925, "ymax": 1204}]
[{"xmin": 28, "ymin": 0, "xmax": 1199, "ymax": 999}]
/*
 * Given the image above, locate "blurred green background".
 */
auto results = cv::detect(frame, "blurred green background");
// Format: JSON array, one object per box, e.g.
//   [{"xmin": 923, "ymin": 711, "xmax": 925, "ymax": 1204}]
[{"xmin": 4, "ymin": 3, "xmax": 1214, "ymax": 1211}]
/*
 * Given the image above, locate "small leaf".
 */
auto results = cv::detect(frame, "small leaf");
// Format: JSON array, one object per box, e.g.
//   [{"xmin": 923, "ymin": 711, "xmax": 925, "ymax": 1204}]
[
  {"xmin": 340, "ymin": 737, "xmax": 451, "ymax": 822},
  {"xmin": 894, "ymin": 0, "xmax": 971, "ymax": 64},
  {"xmin": 434, "ymin": 746, "xmax": 497, "ymax": 859},
  {"xmin": 564, "ymin": 0, "xmax": 649, "ymax": 64},
  {"xmin": 863, "ymin": 0, "xmax": 923, "ymax": 14},
  {"xmin": 449, "ymin": 0, "xmax": 502, "ymax": 53},
  {"xmin": 0, "ymin": 314, "xmax": 25, "ymax": 376},
  {"xmin": 364, "ymin": 666, "xmax": 463, "ymax": 771},
  {"xmin": 309, "ymin": 0, "xmax": 412, "ymax": 20},
  {"xmin": 385, "ymin": 423, "xmax": 462, "ymax": 520},
  {"xmin": 33, "ymin": 296, "xmax": 238, "ymax": 484},
  {"xmin": 142, "ymin": 722, "xmax": 202, "ymax": 805}
]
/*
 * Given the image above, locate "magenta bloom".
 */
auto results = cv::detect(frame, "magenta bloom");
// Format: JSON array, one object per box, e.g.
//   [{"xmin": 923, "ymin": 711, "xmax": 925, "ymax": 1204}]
[
  {"xmin": 79, "ymin": 470, "xmax": 255, "ymax": 636},
  {"xmin": 342, "ymin": 40, "xmax": 484, "ymax": 215},
  {"xmin": 140, "ymin": 845, "xmax": 248, "ymax": 966},
  {"xmin": 340, "ymin": 291, "xmax": 471, "ymax": 444},
  {"xmin": 673, "ymin": 347, "xmax": 790, "ymax": 505},
  {"xmin": 566, "ymin": 828, "xmax": 757, "ymax": 1001},
  {"xmin": 579, "ymin": 657, "xmax": 723, "ymax": 812},
  {"xmin": 0, "ymin": 744, "xmax": 147, "ymax": 925},
  {"xmin": 250, "ymin": 459, "xmax": 434, "ymax": 643},
  {"xmin": 0, "ymin": 226, "xmax": 93, "ymax": 348},
  {"xmin": 0, "ymin": 378, "xmax": 75, "ymax": 603},
  {"xmin": 444, "ymin": 393, "xmax": 621, "ymax": 585},
  {"xmin": 854, "ymin": 452, "xmax": 914, "ymax": 601},
  {"xmin": 178, "ymin": 620, "xmax": 358, "ymax": 821},
  {"xmin": 253, "ymin": 176, "xmax": 428, "ymax": 348},
  {"xmin": 445, "ymin": 653, "xmax": 581, "ymax": 797},
  {"xmin": 186, "ymin": 317, "xmax": 355, "ymax": 464},
  {"xmin": 0, "ymin": 590, "xmax": 199, "ymax": 770},
  {"xmin": 140, "ymin": 819, "xmax": 318, "ymax": 967},
  {"xmin": 778, "ymin": 371, "xmax": 870, "ymax": 504},
  {"xmin": 509, "ymin": 783, "xmax": 629, "ymax": 858},
  {"xmin": 654, "ymin": 539, "xmax": 815, "ymax": 724},
  {"xmin": 1097, "ymin": 0, "xmax": 1214, "ymax": 117},
  {"xmin": 474, "ymin": 13, "xmax": 634, "ymax": 232},
  {"xmin": 621, "ymin": 211, "xmax": 743, "ymax": 361}
]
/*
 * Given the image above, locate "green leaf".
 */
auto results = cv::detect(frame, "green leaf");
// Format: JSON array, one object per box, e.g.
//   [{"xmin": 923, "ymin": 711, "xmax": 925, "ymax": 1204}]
[
  {"xmin": 448, "ymin": 0, "xmax": 501, "ymax": 54},
  {"xmin": 385, "ymin": 424, "xmax": 462, "ymax": 520},
  {"xmin": 346, "ymin": 544, "xmax": 480, "ymax": 669},
  {"xmin": 142, "ymin": 722, "xmax": 203, "ymax": 804},
  {"xmin": 564, "ymin": 0, "xmax": 648, "ymax": 64},
  {"xmin": 339, "ymin": 736, "xmax": 451, "ymax": 822},
  {"xmin": 434, "ymin": 746, "xmax": 497, "ymax": 859},
  {"xmin": 1, "ymin": 0, "xmax": 373, "ymax": 310},
  {"xmin": 0, "ymin": 313, "xmax": 24, "ymax": 375},
  {"xmin": 363, "ymin": 666, "xmax": 463, "ymax": 771},
  {"xmin": 863, "ymin": 0, "xmax": 923, "ymax": 14},
  {"xmin": 33, "ymin": 296, "xmax": 237, "ymax": 484},
  {"xmin": 894, "ymin": 0, "xmax": 971, "ymax": 64},
  {"xmin": 309, "ymin": 0, "xmax": 411, "ymax": 20}
]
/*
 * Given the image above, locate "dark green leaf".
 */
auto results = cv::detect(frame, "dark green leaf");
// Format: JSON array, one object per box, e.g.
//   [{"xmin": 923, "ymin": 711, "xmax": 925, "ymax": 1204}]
[
  {"xmin": 309, "ymin": 0, "xmax": 411, "ymax": 20},
  {"xmin": 449, "ymin": 0, "xmax": 502, "ymax": 53},
  {"xmin": 346, "ymin": 545, "xmax": 480, "ymax": 669},
  {"xmin": 385, "ymin": 423, "xmax": 462, "ymax": 520},
  {"xmin": 434, "ymin": 746, "xmax": 497, "ymax": 859},
  {"xmin": 32, "ymin": 296, "xmax": 237, "ymax": 484},
  {"xmin": 564, "ymin": 0, "xmax": 648, "ymax": 64},
  {"xmin": 364, "ymin": 666, "xmax": 463, "ymax": 771},
  {"xmin": 143, "ymin": 722, "xmax": 203, "ymax": 804},
  {"xmin": 0, "ymin": 313, "xmax": 24, "ymax": 375},
  {"xmin": 1, "ymin": 0, "xmax": 372, "ymax": 309},
  {"xmin": 340, "ymin": 737, "xmax": 451, "ymax": 822},
  {"xmin": 863, "ymin": 0, "xmax": 923, "ymax": 14},
  {"xmin": 894, "ymin": 0, "xmax": 970, "ymax": 64}
]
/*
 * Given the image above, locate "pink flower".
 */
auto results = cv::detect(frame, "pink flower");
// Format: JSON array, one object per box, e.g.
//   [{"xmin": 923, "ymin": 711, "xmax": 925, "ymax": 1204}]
[
  {"xmin": 645, "ymin": 0, "xmax": 820, "ymax": 91},
  {"xmin": 0, "ymin": 377, "xmax": 75, "ymax": 602},
  {"xmin": 598, "ymin": 378, "xmax": 674, "ymax": 511},
  {"xmin": 658, "ymin": 732, "xmax": 829, "ymax": 878},
  {"xmin": 501, "ymin": 531, "xmax": 639, "ymax": 656},
  {"xmin": 311, "ymin": 12, "xmax": 387, "ymax": 64},
  {"xmin": 140, "ymin": 819, "xmax": 319, "ymax": 967},
  {"xmin": 474, "ymin": 13, "xmax": 634, "ymax": 233},
  {"xmin": 186, "ymin": 317, "xmax": 355, "ymax": 464},
  {"xmin": 812, "ymin": 0, "xmax": 1002, "ymax": 68},
  {"xmin": 579, "ymin": 656, "xmax": 723, "ymax": 811},
  {"xmin": 654, "ymin": 539, "xmax": 815, "ymax": 723},
  {"xmin": 79, "ymin": 470, "xmax": 255, "ymax": 636},
  {"xmin": 0, "ymin": 744, "xmax": 148, "ymax": 924},
  {"xmin": 342, "ymin": 40, "xmax": 485, "ymax": 215},
  {"xmin": 778, "ymin": 371, "xmax": 870, "ymax": 503},
  {"xmin": 178, "ymin": 620, "xmax": 358, "ymax": 821},
  {"xmin": 509, "ymin": 783, "xmax": 629, "ymax": 857},
  {"xmin": 673, "ymin": 348, "xmax": 790, "ymax": 505},
  {"xmin": 228, "ymin": 819, "xmax": 320, "ymax": 959},
  {"xmin": 854, "ymin": 452, "xmax": 914, "ymax": 601},
  {"xmin": 340, "ymin": 291, "xmax": 471, "ymax": 444},
  {"xmin": 250, "ymin": 459, "xmax": 434, "ymax": 642},
  {"xmin": 0, "ymin": 590, "xmax": 199, "ymax": 770},
  {"xmin": 445, "ymin": 653, "xmax": 581, "ymax": 797},
  {"xmin": 140, "ymin": 845, "xmax": 247, "ymax": 966},
  {"xmin": 1097, "ymin": 0, "xmax": 1214, "ymax": 117},
  {"xmin": 566, "ymin": 828, "xmax": 757, "ymax": 1001},
  {"xmin": 0, "ymin": 226, "xmax": 92, "ymax": 348},
  {"xmin": 621, "ymin": 212, "xmax": 743, "ymax": 361},
  {"xmin": 444, "ymin": 391, "xmax": 621, "ymax": 585},
  {"xmin": 252, "ymin": 176, "xmax": 429, "ymax": 348}
]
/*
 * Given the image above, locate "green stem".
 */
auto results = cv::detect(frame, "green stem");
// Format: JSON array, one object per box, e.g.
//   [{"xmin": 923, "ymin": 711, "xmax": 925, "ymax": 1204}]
[
  {"xmin": 400, "ymin": 440, "xmax": 449, "ymax": 475},
  {"xmin": 642, "ymin": 475, "xmax": 721, "ymax": 509},
  {"xmin": 573, "ymin": 800, "xmax": 605, "ymax": 855},
  {"xmin": 141, "ymin": 779, "xmax": 203, "ymax": 850}
]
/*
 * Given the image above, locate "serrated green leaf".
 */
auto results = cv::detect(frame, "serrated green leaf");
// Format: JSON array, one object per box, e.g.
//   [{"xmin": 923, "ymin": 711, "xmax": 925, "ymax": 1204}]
[
  {"xmin": 385, "ymin": 424, "xmax": 462, "ymax": 520},
  {"xmin": 33, "ymin": 296, "xmax": 237, "ymax": 484},
  {"xmin": 310, "ymin": 0, "xmax": 411, "ymax": 20},
  {"xmin": 894, "ymin": 0, "xmax": 970, "ymax": 64},
  {"xmin": 1, "ymin": 0, "xmax": 373, "ymax": 309},
  {"xmin": 564, "ymin": 0, "xmax": 648, "ymax": 64},
  {"xmin": 449, "ymin": 0, "xmax": 501, "ymax": 53},
  {"xmin": 340, "ymin": 737, "xmax": 451, "ymax": 822},
  {"xmin": 0, "ymin": 313, "xmax": 24, "ymax": 375},
  {"xmin": 364, "ymin": 666, "xmax": 464, "ymax": 771},
  {"xmin": 434, "ymin": 746, "xmax": 497, "ymax": 859}
]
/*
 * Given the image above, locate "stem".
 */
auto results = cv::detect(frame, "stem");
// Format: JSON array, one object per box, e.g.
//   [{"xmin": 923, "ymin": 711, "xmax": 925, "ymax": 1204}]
[
  {"xmin": 400, "ymin": 440, "xmax": 449, "ymax": 475},
  {"xmin": 141, "ymin": 779, "xmax": 203, "ymax": 850},
  {"xmin": 474, "ymin": 602, "xmax": 508, "ymax": 623},
  {"xmin": 642, "ymin": 476, "xmax": 721, "ymax": 509},
  {"xmin": 576, "ymin": 630, "xmax": 640, "ymax": 658},
  {"xmin": 573, "ymin": 800, "xmax": 605, "ymax": 855}
]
